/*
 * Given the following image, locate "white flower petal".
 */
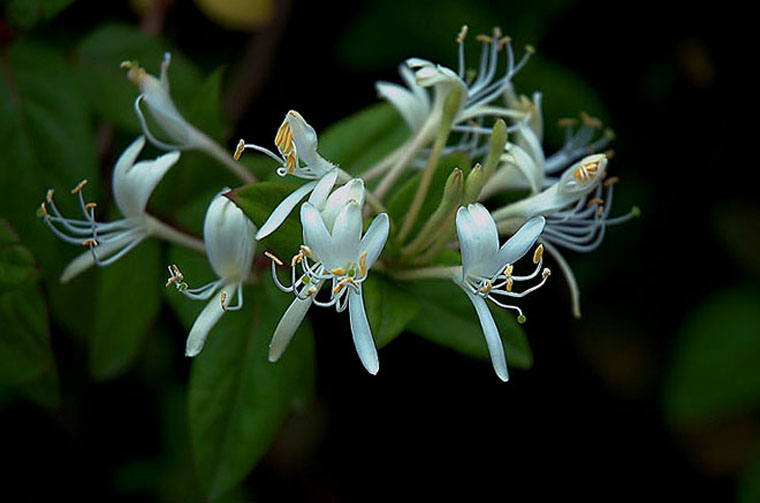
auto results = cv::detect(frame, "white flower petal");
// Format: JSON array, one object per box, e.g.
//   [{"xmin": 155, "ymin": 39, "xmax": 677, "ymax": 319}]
[
  {"xmin": 269, "ymin": 294, "xmax": 314, "ymax": 362},
  {"xmin": 113, "ymin": 136, "xmax": 180, "ymax": 219},
  {"xmin": 185, "ymin": 282, "xmax": 236, "ymax": 357},
  {"xmin": 321, "ymin": 178, "xmax": 365, "ymax": 231},
  {"xmin": 205, "ymin": 192, "xmax": 256, "ymax": 282},
  {"xmin": 348, "ymin": 288, "xmax": 379, "ymax": 375},
  {"xmin": 59, "ymin": 234, "xmax": 145, "ymax": 283},
  {"xmin": 330, "ymin": 200, "xmax": 362, "ymax": 269},
  {"xmin": 256, "ymin": 180, "xmax": 318, "ymax": 240},
  {"xmin": 376, "ymin": 81, "xmax": 428, "ymax": 132},
  {"xmin": 456, "ymin": 205, "xmax": 479, "ymax": 280},
  {"xmin": 492, "ymin": 216, "xmax": 545, "ymax": 272},
  {"xmin": 286, "ymin": 110, "xmax": 334, "ymax": 176},
  {"xmin": 359, "ymin": 213, "xmax": 390, "ymax": 270},
  {"xmin": 465, "ymin": 290, "xmax": 508, "ymax": 382},
  {"xmin": 307, "ymin": 169, "xmax": 338, "ymax": 210},
  {"xmin": 301, "ymin": 203, "xmax": 334, "ymax": 266}
]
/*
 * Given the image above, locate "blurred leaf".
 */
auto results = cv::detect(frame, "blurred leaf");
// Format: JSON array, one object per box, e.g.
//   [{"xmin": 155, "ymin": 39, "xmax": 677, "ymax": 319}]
[
  {"xmin": 319, "ymin": 102, "xmax": 409, "ymax": 175},
  {"xmin": 76, "ymin": 23, "xmax": 202, "ymax": 133},
  {"xmin": 89, "ymin": 240, "xmax": 162, "ymax": 380},
  {"xmin": 664, "ymin": 287, "xmax": 760, "ymax": 426},
  {"xmin": 187, "ymin": 67, "xmax": 230, "ymax": 144},
  {"xmin": 739, "ymin": 444, "xmax": 760, "ymax": 503},
  {"xmin": 387, "ymin": 150, "xmax": 470, "ymax": 240},
  {"xmin": 713, "ymin": 205, "xmax": 760, "ymax": 278},
  {"xmin": 188, "ymin": 280, "xmax": 315, "ymax": 499},
  {"xmin": 0, "ymin": 40, "xmax": 97, "ymax": 274},
  {"xmin": 5, "ymin": 0, "xmax": 75, "ymax": 31},
  {"xmin": 0, "ymin": 219, "xmax": 38, "ymax": 293},
  {"xmin": 363, "ymin": 274, "xmax": 420, "ymax": 348},
  {"xmin": 227, "ymin": 182, "xmax": 303, "ymax": 258},
  {"xmin": 406, "ymin": 280, "xmax": 533, "ymax": 369},
  {"xmin": 193, "ymin": 0, "xmax": 275, "ymax": 31},
  {"xmin": 0, "ymin": 284, "xmax": 53, "ymax": 384}
]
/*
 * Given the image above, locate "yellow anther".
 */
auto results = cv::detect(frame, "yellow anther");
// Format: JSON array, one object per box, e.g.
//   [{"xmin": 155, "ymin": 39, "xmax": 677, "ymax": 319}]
[
  {"xmin": 165, "ymin": 264, "xmax": 184, "ymax": 287},
  {"xmin": 506, "ymin": 278, "xmax": 513, "ymax": 292},
  {"xmin": 359, "ymin": 251, "xmax": 368, "ymax": 278},
  {"xmin": 587, "ymin": 198, "xmax": 604, "ymax": 208},
  {"xmin": 479, "ymin": 280, "xmax": 493, "ymax": 294},
  {"xmin": 290, "ymin": 252, "xmax": 303, "ymax": 268},
  {"xmin": 82, "ymin": 239, "xmax": 98, "ymax": 247},
  {"xmin": 597, "ymin": 206, "xmax": 605, "ymax": 217},
  {"xmin": 492, "ymin": 26, "xmax": 503, "ymax": 38},
  {"xmin": 557, "ymin": 118, "xmax": 578, "ymax": 128},
  {"xmin": 275, "ymin": 120, "xmax": 293, "ymax": 154},
  {"xmin": 504, "ymin": 264, "xmax": 514, "ymax": 276},
  {"xmin": 234, "ymin": 139, "xmax": 245, "ymax": 161},
  {"xmin": 580, "ymin": 112, "xmax": 602, "ymax": 128},
  {"xmin": 533, "ymin": 244, "xmax": 544, "ymax": 264},
  {"xmin": 331, "ymin": 268, "xmax": 346, "ymax": 276},
  {"xmin": 286, "ymin": 150, "xmax": 296, "ymax": 174},
  {"xmin": 46, "ymin": 189, "xmax": 55, "ymax": 202},
  {"xmin": 264, "ymin": 251, "xmax": 284, "ymax": 266},
  {"xmin": 333, "ymin": 277, "xmax": 358, "ymax": 294},
  {"xmin": 456, "ymin": 25, "xmax": 468, "ymax": 43},
  {"xmin": 542, "ymin": 268, "xmax": 551, "ymax": 279},
  {"xmin": 603, "ymin": 176, "xmax": 620, "ymax": 188},
  {"xmin": 40, "ymin": 202, "xmax": 48, "ymax": 217},
  {"xmin": 300, "ymin": 245, "xmax": 312, "ymax": 258},
  {"xmin": 220, "ymin": 292, "xmax": 228, "ymax": 312},
  {"xmin": 71, "ymin": 179, "xmax": 88, "ymax": 194},
  {"xmin": 307, "ymin": 285, "xmax": 318, "ymax": 297},
  {"xmin": 498, "ymin": 36, "xmax": 511, "ymax": 50},
  {"xmin": 475, "ymin": 34, "xmax": 493, "ymax": 44},
  {"xmin": 85, "ymin": 202, "xmax": 97, "ymax": 210}
]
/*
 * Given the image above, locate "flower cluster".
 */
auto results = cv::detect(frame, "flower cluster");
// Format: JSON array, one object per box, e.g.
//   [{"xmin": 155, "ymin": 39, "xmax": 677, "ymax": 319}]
[{"xmin": 41, "ymin": 24, "xmax": 637, "ymax": 381}]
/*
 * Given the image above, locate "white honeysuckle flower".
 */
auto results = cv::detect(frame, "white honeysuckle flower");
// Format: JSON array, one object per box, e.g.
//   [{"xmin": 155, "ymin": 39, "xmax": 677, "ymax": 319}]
[
  {"xmin": 265, "ymin": 182, "xmax": 389, "ymax": 375},
  {"xmin": 41, "ymin": 136, "xmax": 180, "ymax": 282},
  {"xmin": 377, "ymin": 26, "xmax": 533, "ymax": 147},
  {"xmin": 491, "ymin": 153, "xmax": 639, "ymax": 317},
  {"xmin": 122, "ymin": 53, "xmax": 209, "ymax": 152},
  {"xmin": 168, "ymin": 190, "xmax": 257, "ymax": 357},
  {"xmin": 234, "ymin": 110, "xmax": 339, "ymax": 240},
  {"xmin": 454, "ymin": 203, "xmax": 549, "ymax": 381}
]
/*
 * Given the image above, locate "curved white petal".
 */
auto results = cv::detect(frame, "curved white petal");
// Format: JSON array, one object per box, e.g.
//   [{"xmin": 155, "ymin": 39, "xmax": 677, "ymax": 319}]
[
  {"xmin": 399, "ymin": 63, "xmax": 429, "ymax": 106},
  {"xmin": 269, "ymin": 294, "xmax": 314, "ymax": 362},
  {"xmin": 465, "ymin": 290, "xmax": 508, "ymax": 382},
  {"xmin": 348, "ymin": 288, "xmax": 379, "ymax": 375},
  {"xmin": 321, "ymin": 178, "xmax": 365, "ymax": 231},
  {"xmin": 185, "ymin": 282, "xmax": 236, "ymax": 357},
  {"xmin": 456, "ymin": 204, "xmax": 499, "ymax": 279},
  {"xmin": 286, "ymin": 110, "xmax": 334, "ymax": 176},
  {"xmin": 456, "ymin": 205, "xmax": 479, "ymax": 280},
  {"xmin": 204, "ymin": 192, "xmax": 256, "ymax": 282},
  {"xmin": 376, "ymin": 81, "xmax": 427, "ymax": 132},
  {"xmin": 301, "ymin": 203, "xmax": 334, "ymax": 266},
  {"xmin": 330, "ymin": 200, "xmax": 362, "ymax": 269},
  {"xmin": 307, "ymin": 169, "xmax": 338, "ymax": 210},
  {"xmin": 256, "ymin": 180, "xmax": 318, "ymax": 240},
  {"xmin": 113, "ymin": 136, "xmax": 180, "ymax": 219},
  {"xmin": 491, "ymin": 216, "xmax": 545, "ymax": 274},
  {"xmin": 59, "ymin": 233, "xmax": 145, "ymax": 283},
  {"xmin": 359, "ymin": 213, "xmax": 390, "ymax": 270}
]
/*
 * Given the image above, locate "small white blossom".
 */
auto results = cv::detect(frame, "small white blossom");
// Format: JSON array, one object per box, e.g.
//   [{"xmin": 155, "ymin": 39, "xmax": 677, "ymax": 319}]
[
  {"xmin": 235, "ymin": 110, "xmax": 339, "ymax": 240},
  {"xmin": 454, "ymin": 203, "xmax": 549, "ymax": 381},
  {"xmin": 169, "ymin": 190, "xmax": 256, "ymax": 357},
  {"xmin": 266, "ymin": 180, "xmax": 389, "ymax": 375},
  {"xmin": 41, "ymin": 136, "xmax": 179, "ymax": 282}
]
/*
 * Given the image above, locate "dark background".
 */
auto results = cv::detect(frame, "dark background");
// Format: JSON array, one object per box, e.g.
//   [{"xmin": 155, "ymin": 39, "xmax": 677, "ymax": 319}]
[{"xmin": 2, "ymin": 0, "xmax": 758, "ymax": 500}]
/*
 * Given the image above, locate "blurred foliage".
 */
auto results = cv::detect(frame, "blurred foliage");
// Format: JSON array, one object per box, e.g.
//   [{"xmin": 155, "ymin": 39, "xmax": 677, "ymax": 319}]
[
  {"xmin": 193, "ymin": 0, "xmax": 274, "ymax": 31},
  {"xmin": 4, "ymin": 0, "xmax": 75, "ymax": 31}
]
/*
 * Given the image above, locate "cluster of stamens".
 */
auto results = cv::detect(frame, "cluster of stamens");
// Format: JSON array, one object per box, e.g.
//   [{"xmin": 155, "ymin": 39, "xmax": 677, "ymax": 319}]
[
  {"xmin": 464, "ymin": 244, "xmax": 551, "ymax": 323},
  {"xmin": 266, "ymin": 246, "xmax": 370, "ymax": 312},
  {"xmin": 544, "ymin": 113, "xmax": 614, "ymax": 177},
  {"xmin": 39, "ymin": 180, "xmax": 142, "ymax": 267}
]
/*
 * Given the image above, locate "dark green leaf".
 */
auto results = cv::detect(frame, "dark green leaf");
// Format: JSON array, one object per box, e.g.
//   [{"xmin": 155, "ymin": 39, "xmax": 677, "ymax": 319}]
[
  {"xmin": 739, "ymin": 444, "xmax": 760, "ymax": 503},
  {"xmin": 5, "ymin": 0, "xmax": 75, "ymax": 31},
  {"xmin": 0, "ymin": 284, "xmax": 53, "ymax": 384},
  {"xmin": 406, "ymin": 280, "xmax": 533, "ymax": 369},
  {"xmin": 187, "ymin": 67, "xmax": 230, "ymax": 144},
  {"xmin": 0, "ymin": 219, "xmax": 38, "ymax": 292},
  {"xmin": 664, "ymin": 287, "xmax": 760, "ymax": 426},
  {"xmin": 188, "ymin": 280, "xmax": 315, "ymax": 499},
  {"xmin": 363, "ymin": 274, "xmax": 420, "ymax": 347},
  {"xmin": 89, "ymin": 239, "xmax": 162, "ymax": 380},
  {"xmin": 227, "ymin": 181, "xmax": 304, "ymax": 259},
  {"xmin": 319, "ymin": 102, "xmax": 409, "ymax": 175},
  {"xmin": 387, "ymin": 150, "xmax": 470, "ymax": 241}
]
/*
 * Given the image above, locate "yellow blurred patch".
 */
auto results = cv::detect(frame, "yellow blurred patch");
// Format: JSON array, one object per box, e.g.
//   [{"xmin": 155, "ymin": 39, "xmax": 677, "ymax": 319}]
[{"xmin": 194, "ymin": 0, "xmax": 275, "ymax": 31}]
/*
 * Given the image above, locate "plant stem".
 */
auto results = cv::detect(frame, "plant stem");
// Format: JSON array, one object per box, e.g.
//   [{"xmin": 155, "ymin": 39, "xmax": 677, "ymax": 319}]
[
  {"xmin": 146, "ymin": 215, "xmax": 206, "ymax": 253},
  {"xmin": 392, "ymin": 265, "xmax": 460, "ymax": 281}
]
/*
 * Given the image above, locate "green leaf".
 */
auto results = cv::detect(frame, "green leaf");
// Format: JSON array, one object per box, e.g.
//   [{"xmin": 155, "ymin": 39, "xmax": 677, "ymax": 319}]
[
  {"xmin": 363, "ymin": 274, "xmax": 420, "ymax": 347},
  {"xmin": 0, "ymin": 284, "xmax": 53, "ymax": 384},
  {"xmin": 0, "ymin": 40, "xmax": 98, "ymax": 275},
  {"xmin": 188, "ymin": 280, "xmax": 315, "ymax": 499},
  {"xmin": 5, "ymin": 0, "xmax": 75, "ymax": 31},
  {"xmin": 186, "ymin": 67, "xmax": 230, "ymax": 144},
  {"xmin": 75, "ymin": 23, "xmax": 202, "ymax": 133},
  {"xmin": 89, "ymin": 240, "xmax": 162, "ymax": 380},
  {"xmin": 319, "ymin": 102, "xmax": 409, "ymax": 175},
  {"xmin": 0, "ymin": 219, "xmax": 38, "ymax": 293},
  {"xmin": 387, "ymin": 150, "xmax": 470, "ymax": 241},
  {"xmin": 227, "ymin": 182, "xmax": 304, "ymax": 259},
  {"xmin": 406, "ymin": 280, "xmax": 533, "ymax": 369},
  {"xmin": 664, "ymin": 287, "xmax": 760, "ymax": 426}
]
